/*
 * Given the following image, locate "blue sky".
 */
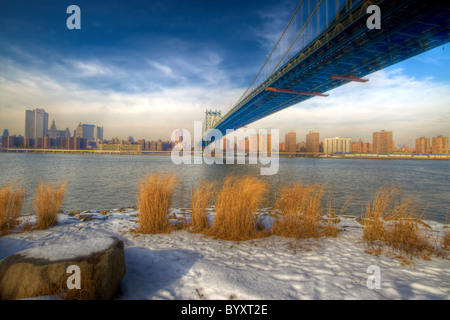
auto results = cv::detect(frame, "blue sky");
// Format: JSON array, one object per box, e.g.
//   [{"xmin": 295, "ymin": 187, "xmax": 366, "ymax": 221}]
[{"xmin": 1, "ymin": 0, "xmax": 449, "ymax": 147}]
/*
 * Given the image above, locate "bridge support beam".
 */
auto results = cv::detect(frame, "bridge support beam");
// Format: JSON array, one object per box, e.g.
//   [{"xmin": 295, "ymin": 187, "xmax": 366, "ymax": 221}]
[
  {"xmin": 331, "ymin": 74, "xmax": 369, "ymax": 82},
  {"xmin": 265, "ymin": 87, "xmax": 329, "ymax": 97}
]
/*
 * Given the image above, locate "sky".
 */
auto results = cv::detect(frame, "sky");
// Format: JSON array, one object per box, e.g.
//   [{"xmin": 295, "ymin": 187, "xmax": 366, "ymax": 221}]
[{"xmin": 0, "ymin": 0, "xmax": 449, "ymax": 147}]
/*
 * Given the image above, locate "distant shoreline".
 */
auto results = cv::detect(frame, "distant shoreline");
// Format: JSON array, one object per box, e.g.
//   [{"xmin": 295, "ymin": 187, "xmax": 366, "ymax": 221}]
[
  {"xmin": 2, "ymin": 147, "xmax": 450, "ymax": 160},
  {"xmin": 1, "ymin": 147, "xmax": 450, "ymax": 160}
]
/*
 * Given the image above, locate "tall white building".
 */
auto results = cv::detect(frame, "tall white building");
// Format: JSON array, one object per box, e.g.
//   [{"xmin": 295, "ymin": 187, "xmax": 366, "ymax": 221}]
[
  {"xmin": 25, "ymin": 108, "xmax": 48, "ymax": 139},
  {"xmin": 323, "ymin": 137, "xmax": 352, "ymax": 154}
]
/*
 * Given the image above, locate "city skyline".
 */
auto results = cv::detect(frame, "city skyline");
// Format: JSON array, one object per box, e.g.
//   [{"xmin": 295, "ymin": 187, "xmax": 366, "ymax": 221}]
[
  {"xmin": 0, "ymin": 1, "xmax": 449, "ymax": 145},
  {"xmin": 3, "ymin": 107, "xmax": 449, "ymax": 154}
]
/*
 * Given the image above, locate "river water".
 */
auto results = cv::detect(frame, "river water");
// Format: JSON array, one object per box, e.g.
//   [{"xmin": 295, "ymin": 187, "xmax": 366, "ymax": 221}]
[{"xmin": 0, "ymin": 153, "xmax": 449, "ymax": 222}]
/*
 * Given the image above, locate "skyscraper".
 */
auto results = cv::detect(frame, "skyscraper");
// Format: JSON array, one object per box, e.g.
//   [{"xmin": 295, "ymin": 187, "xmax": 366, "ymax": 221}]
[
  {"xmin": 74, "ymin": 123, "xmax": 101, "ymax": 141},
  {"xmin": 94, "ymin": 126, "xmax": 104, "ymax": 141},
  {"xmin": 306, "ymin": 131, "xmax": 320, "ymax": 153},
  {"xmin": 285, "ymin": 131, "xmax": 296, "ymax": 153},
  {"xmin": 25, "ymin": 108, "xmax": 48, "ymax": 139},
  {"xmin": 373, "ymin": 130, "xmax": 394, "ymax": 153}
]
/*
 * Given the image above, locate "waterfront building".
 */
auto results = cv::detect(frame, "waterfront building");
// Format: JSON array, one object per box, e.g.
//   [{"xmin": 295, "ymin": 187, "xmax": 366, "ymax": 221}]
[
  {"xmin": 48, "ymin": 120, "xmax": 71, "ymax": 139},
  {"xmin": 353, "ymin": 140, "xmax": 374, "ymax": 153},
  {"xmin": 306, "ymin": 131, "xmax": 320, "ymax": 153},
  {"xmin": 156, "ymin": 139, "xmax": 163, "ymax": 151},
  {"xmin": 25, "ymin": 108, "xmax": 48, "ymax": 139},
  {"xmin": 98, "ymin": 142, "xmax": 142, "ymax": 152},
  {"xmin": 285, "ymin": 131, "xmax": 296, "ymax": 153},
  {"xmin": 431, "ymin": 135, "xmax": 450, "ymax": 154},
  {"xmin": 323, "ymin": 137, "xmax": 352, "ymax": 154},
  {"xmin": 415, "ymin": 137, "xmax": 431, "ymax": 154},
  {"xmin": 1, "ymin": 135, "xmax": 23, "ymax": 148},
  {"xmin": 373, "ymin": 130, "xmax": 394, "ymax": 153}
]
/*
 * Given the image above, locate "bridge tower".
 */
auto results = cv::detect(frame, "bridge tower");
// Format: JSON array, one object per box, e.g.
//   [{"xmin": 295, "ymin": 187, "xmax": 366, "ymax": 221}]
[{"xmin": 203, "ymin": 109, "xmax": 222, "ymax": 135}]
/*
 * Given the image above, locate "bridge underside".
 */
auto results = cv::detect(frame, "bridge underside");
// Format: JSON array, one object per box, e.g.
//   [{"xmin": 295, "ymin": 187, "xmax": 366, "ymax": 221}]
[{"xmin": 210, "ymin": 0, "xmax": 450, "ymax": 137}]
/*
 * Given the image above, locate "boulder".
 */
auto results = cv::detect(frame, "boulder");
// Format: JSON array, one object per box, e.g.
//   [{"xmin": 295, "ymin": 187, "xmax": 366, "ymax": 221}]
[{"xmin": 0, "ymin": 237, "xmax": 126, "ymax": 300}]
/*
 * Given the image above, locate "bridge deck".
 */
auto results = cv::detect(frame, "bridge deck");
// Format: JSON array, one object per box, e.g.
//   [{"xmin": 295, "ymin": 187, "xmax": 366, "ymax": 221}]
[{"xmin": 210, "ymin": 0, "xmax": 450, "ymax": 137}]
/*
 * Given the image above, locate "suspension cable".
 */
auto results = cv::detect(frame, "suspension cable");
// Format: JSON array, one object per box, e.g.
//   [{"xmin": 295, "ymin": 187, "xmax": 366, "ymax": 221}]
[{"xmin": 234, "ymin": 0, "xmax": 305, "ymax": 107}]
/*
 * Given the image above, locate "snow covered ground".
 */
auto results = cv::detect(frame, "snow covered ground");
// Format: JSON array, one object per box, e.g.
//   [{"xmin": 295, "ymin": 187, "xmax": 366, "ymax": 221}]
[{"xmin": 0, "ymin": 208, "xmax": 449, "ymax": 300}]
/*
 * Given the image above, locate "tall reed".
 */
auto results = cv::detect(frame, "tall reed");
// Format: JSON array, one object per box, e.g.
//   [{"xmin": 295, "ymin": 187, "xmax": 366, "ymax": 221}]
[
  {"xmin": 136, "ymin": 172, "xmax": 178, "ymax": 234},
  {"xmin": 272, "ymin": 183, "xmax": 324, "ymax": 239},
  {"xmin": 0, "ymin": 184, "xmax": 26, "ymax": 235},
  {"xmin": 190, "ymin": 180, "xmax": 215, "ymax": 232},
  {"xmin": 208, "ymin": 175, "xmax": 268, "ymax": 240},
  {"xmin": 33, "ymin": 181, "xmax": 67, "ymax": 230}
]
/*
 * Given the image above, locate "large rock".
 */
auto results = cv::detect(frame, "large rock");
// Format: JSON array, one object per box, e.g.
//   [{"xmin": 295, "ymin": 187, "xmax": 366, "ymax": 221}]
[{"xmin": 0, "ymin": 237, "xmax": 126, "ymax": 300}]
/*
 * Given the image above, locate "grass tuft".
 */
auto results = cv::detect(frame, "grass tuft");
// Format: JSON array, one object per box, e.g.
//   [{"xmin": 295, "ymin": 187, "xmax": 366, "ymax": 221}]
[
  {"xmin": 208, "ymin": 175, "xmax": 268, "ymax": 241},
  {"xmin": 33, "ymin": 181, "xmax": 67, "ymax": 230},
  {"xmin": 136, "ymin": 172, "xmax": 178, "ymax": 234},
  {"xmin": 362, "ymin": 186, "xmax": 438, "ymax": 259},
  {"xmin": 271, "ymin": 183, "xmax": 325, "ymax": 239},
  {"xmin": 0, "ymin": 184, "xmax": 26, "ymax": 235}
]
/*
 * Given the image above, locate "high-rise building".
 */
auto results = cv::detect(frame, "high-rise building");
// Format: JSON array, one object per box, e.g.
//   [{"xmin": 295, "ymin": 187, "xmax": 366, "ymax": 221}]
[
  {"xmin": 373, "ymin": 130, "xmax": 394, "ymax": 153},
  {"xmin": 306, "ymin": 131, "xmax": 320, "ymax": 153},
  {"xmin": 431, "ymin": 135, "xmax": 450, "ymax": 154},
  {"xmin": 249, "ymin": 134, "xmax": 258, "ymax": 154},
  {"xmin": 323, "ymin": 137, "xmax": 352, "ymax": 154},
  {"xmin": 94, "ymin": 126, "xmax": 103, "ymax": 141},
  {"xmin": 25, "ymin": 108, "xmax": 48, "ymax": 139},
  {"xmin": 74, "ymin": 123, "xmax": 102, "ymax": 141},
  {"xmin": 415, "ymin": 137, "xmax": 431, "ymax": 154},
  {"xmin": 285, "ymin": 131, "xmax": 296, "ymax": 153}
]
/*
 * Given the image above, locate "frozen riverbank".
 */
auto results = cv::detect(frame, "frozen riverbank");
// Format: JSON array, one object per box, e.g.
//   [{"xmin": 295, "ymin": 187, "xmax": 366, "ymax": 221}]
[{"xmin": 1, "ymin": 208, "xmax": 449, "ymax": 300}]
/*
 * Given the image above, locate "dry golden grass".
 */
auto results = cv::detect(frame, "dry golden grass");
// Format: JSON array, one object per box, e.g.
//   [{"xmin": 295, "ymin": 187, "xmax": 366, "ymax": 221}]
[
  {"xmin": 271, "ymin": 183, "xmax": 325, "ymax": 239},
  {"xmin": 33, "ymin": 181, "xmax": 67, "ymax": 230},
  {"xmin": 136, "ymin": 172, "xmax": 178, "ymax": 234},
  {"xmin": 190, "ymin": 180, "xmax": 216, "ymax": 232},
  {"xmin": 208, "ymin": 175, "xmax": 268, "ymax": 241},
  {"xmin": 362, "ymin": 186, "xmax": 436, "ymax": 258},
  {"xmin": 0, "ymin": 184, "xmax": 26, "ymax": 235}
]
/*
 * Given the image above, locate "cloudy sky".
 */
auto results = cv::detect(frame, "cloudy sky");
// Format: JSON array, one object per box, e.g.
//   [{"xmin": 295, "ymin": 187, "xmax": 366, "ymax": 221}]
[{"xmin": 0, "ymin": 0, "xmax": 449, "ymax": 147}]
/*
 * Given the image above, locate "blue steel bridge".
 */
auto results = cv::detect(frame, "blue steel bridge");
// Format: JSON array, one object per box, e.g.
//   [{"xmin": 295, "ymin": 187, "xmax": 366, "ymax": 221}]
[{"xmin": 205, "ymin": 0, "xmax": 450, "ymax": 142}]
